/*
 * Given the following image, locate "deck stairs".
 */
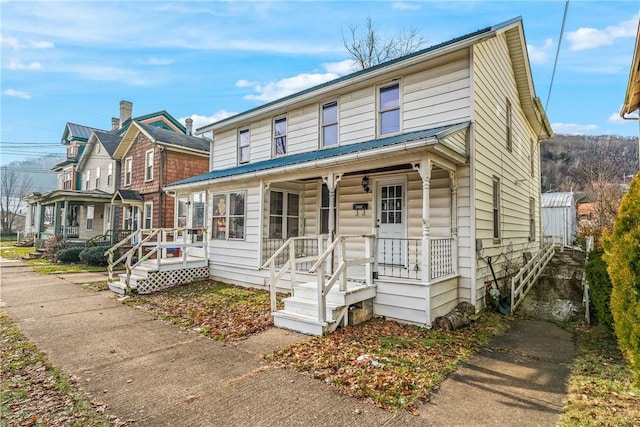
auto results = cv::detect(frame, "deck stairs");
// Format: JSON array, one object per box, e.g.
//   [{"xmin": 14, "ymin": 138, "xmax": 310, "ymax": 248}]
[
  {"xmin": 273, "ymin": 281, "xmax": 376, "ymax": 335},
  {"xmin": 264, "ymin": 234, "xmax": 377, "ymax": 336}
]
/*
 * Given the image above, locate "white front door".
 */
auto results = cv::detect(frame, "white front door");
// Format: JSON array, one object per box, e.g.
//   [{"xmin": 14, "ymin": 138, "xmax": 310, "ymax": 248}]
[{"xmin": 377, "ymin": 179, "xmax": 406, "ymax": 266}]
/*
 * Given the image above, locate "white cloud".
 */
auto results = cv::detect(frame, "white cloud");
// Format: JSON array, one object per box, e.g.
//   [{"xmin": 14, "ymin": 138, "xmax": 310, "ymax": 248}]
[
  {"xmin": 5, "ymin": 58, "xmax": 42, "ymax": 70},
  {"xmin": 551, "ymin": 122, "xmax": 599, "ymax": 135},
  {"xmin": 527, "ymin": 38, "xmax": 553, "ymax": 65},
  {"xmin": 68, "ymin": 65, "xmax": 152, "ymax": 86},
  {"xmin": 3, "ymin": 89, "xmax": 31, "ymax": 99},
  {"xmin": 139, "ymin": 57, "xmax": 174, "ymax": 66},
  {"xmin": 567, "ymin": 15, "xmax": 638, "ymax": 51},
  {"xmin": 608, "ymin": 112, "xmax": 626, "ymax": 124},
  {"xmin": 392, "ymin": 2, "xmax": 421, "ymax": 11},
  {"xmin": 183, "ymin": 111, "xmax": 238, "ymax": 133},
  {"xmin": 0, "ymin": 35, "xmax": 53, "ymax": 50},
  {"xmin": 323, "ymin": 59, "xmax": 359, "ymax": 75},
  {"xmin": 238, "ymin": 61, "xmax": 356, "ymax": 103}
]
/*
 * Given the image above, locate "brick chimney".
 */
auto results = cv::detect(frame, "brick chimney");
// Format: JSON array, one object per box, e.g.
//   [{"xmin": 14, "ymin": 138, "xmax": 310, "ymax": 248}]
[
  {"xmin": 185, "ymin": 117, "xmax": 193, "ymax": 135},
  {"xmin": 111, "ymin": 117, "xmax": 120, "ymax": 130},
  {"xmin": 119, "ymin": 100, "xmax": 133, "ymax": 127}
]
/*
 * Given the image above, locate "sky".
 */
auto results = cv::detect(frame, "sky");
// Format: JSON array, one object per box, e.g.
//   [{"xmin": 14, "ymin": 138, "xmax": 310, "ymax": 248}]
[{"xmin": 1, "ymin": 0, "xmax": 639, "ymax": 167}]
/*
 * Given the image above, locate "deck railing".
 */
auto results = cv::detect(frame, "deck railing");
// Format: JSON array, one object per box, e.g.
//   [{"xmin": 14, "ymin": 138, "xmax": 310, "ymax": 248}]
[
  {"xmin": 262, "ymin": 237, "xmax": 323, "ymax": 271},
  {"xmin": 510, "ymin": 238, "xmax": 555, "ymax": 312},
  {"xmin": 376, "ymin": 237, "xmax": 456, "ymax": 281},
  {"xmin": 106, "ymin": 227, "xmax": 207, "ymax": 293},
  {"xmin": 57, "ymin": 225, "xmax": 79, "ymax": 238}
]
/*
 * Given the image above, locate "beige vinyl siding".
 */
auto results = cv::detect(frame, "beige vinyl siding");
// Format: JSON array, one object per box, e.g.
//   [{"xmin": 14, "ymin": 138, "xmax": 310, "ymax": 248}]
[
  {"xmin": 212, "ymin": 129, "xmax": 237, "ymax": 169},
  {"xmin": 78, "ymin": 204, "xmax": 106, "ymax": 240},
  {"xmin": 403, "ymin": 53, "xmax": 472, "ymax": 131},
  {"xmin": 456, "ymin": 166, "xmax": 473, "ymax": 298},
  {"xmin": 338, "ymin": 87, "xmax": 376, "ymax": 145},
  {"xmin": 288, "ymin": 106, "xmax": 319, "ymax": 154},
  {"xmin": 472, "ymin": 34, "xmax": 542, "ymax": 302},
  {"xmin": 83, "ymin": 144, "xmax": 116, "ymax": 193}
]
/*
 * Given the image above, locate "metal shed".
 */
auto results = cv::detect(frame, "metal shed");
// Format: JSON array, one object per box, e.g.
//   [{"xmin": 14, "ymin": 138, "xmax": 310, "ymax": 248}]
[{"xmin": 542, "ymin": 192, "xmax": 576, "ymax": 247}]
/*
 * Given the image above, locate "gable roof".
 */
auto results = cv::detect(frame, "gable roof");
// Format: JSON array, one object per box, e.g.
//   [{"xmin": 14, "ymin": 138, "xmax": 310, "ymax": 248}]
[
  {"xmin": 196, "ymin": 17, "xmax": 550, "ymax": 139},
  {"xmin": 116, "ymin": 110, "xmax": 186, "ymax": 136},
  {"xmin": 77, "ymin": 130, "xmax": 121, "ymax": 171},
  {"xmin": 166, "ymin": 121, "xmax": 470, "ymax": 191},
  {"xmin": 113, "ymin": 121, "xmax": 210, "ymax": 159}
]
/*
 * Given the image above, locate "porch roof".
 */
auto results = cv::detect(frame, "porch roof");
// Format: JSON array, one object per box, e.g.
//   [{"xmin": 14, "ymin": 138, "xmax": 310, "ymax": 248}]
[
  {"xmin": 112, "ymin": 189, "xmax": 144, "ymax": 204},
  {"xmin": 23, "ymin": 189, "xmax": 112, "ymax": 205},
  {"xmin": 166, "ymin": 121, "xmax": 470, "ymax": 191}
]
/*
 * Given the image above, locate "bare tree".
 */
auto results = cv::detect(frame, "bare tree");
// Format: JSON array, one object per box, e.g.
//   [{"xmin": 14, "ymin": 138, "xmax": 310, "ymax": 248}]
[
  {"xmin": 0, "ymin": 168, "xmax": 33, "ymax": 235},
  {"xmin": 343, "ymin": 17, "xmax": 426, "ymax": 69}
]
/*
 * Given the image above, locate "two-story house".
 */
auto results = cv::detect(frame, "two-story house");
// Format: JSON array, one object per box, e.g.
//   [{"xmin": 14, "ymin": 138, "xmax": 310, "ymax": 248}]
[
  {"xmin": 24, "ymin": 101, "xmax": 210, "ymax": 244},
  {"xmin": 163, "ymin": 17, "xmax": 552, "ymax": 335}
]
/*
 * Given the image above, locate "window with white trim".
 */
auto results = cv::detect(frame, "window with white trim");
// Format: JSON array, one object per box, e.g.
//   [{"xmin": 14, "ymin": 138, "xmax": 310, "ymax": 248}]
[
  {"xmin": 95, "ymin": 167, "xmax": 101, "ymax": 188},
  {"xmin": 145, "ymin": 149, "xmax": 154, "ymax": 181},
  {"xmin": 144, "ymin": 202, "xmax": 153, "ymax": 229},
  {"xmin": 273, "ymin": 116, "xmax": 287, "ymax": 156},
  {"xmin": 124, "ymin": 157, "xmax": 132, "ymax": 186},
  {"xmin": 379, "ymin": 83, "xmax": 400, "ymax": 135},
  {"xmin": 85, "ymin": 170, "xmax": 90, "ymax": 190},
  {"xmin": 529, "ymin": 197, "xmax": 536, "ymax": 241},
  {"xmin": 107, "ymin": 163, "xmax": 113, "ymax": 186},
  {"xmin": 269, "ymin": 190, "xmax": 299, "ymax": 239},
  {"xmin": 321, "ymin": 101, "xmax": 338, "ymax": 147},
  {"xmin": 320, "ymin": 184, "xmax": 337, "ymax": 234},
  {"xmin": 212, "ymin": 192, "xmax": 246, "ymax": 240},
  {"xmin": 177, "ymin": 197, "xmax": 188, "ymax": 228},
  {"xmin": 86, "ymin": 205, "xmax": 94, "ymax": 230},
  {"xmin": 492, "ymin": 177, "xmax": 501, "ymax": 241},
  {"xmin": 239, "ymin": 128, "xmax": 250, "ymax": 164}
]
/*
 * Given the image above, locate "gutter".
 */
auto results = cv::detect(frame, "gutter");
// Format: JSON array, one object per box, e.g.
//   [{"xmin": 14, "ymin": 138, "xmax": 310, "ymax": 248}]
[{"xmin": 165, "ymin": 135, "xmax": 445, "ymax": 192}]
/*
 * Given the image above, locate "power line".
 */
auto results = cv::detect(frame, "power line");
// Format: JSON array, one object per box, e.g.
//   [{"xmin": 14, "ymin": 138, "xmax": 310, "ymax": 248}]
[{"xmin": 546, "ymin": 0, "xmax": 570, "ymax": 111}]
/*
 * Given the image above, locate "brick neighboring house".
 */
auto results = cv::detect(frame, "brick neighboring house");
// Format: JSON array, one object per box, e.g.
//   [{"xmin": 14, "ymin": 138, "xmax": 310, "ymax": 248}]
[
  {"xmin": 23, "ymin": 101, "xmax": 210, "ymax": 243},
  {"xmin": 112, "ymin": 120, "xmax": 210, "ymax": 231}
]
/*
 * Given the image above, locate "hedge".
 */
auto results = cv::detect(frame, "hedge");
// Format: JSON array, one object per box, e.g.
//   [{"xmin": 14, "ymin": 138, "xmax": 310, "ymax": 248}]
[
  {"xmin": 55, "ymin": 247, "xmax": 84, "ymax": 263},
  {"xmin": 584, "ymin": 251, "xmax": 613, "ymax": 330},
  {"xmin": 603, "ymin": 172, "xmax": 640, "ymax": 385},
  {"xmin": 79, "ymin": 246, "xmax": 111, "ymax": 266}
]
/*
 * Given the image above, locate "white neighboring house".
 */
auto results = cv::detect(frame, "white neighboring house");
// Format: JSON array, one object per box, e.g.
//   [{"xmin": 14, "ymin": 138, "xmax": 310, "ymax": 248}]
[
  {"xmin": 542, "ymin": 192, "xmax": 576, "ymax": 247},
  {"xmin": 164, "ymin": 17, "xmax": 553, "ymax": 334}
]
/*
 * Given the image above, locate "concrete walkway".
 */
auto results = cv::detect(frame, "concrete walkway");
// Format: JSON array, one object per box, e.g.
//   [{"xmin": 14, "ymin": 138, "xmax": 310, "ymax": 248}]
[{"xmin": 0, "ymin": 257, "xmax": 575, "ymax": 426}]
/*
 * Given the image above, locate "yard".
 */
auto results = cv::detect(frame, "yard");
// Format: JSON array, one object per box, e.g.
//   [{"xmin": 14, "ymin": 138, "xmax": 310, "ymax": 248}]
[
  {"xmin": 1, "ymin": 274, "xmax": 638, "ymax": 423},
  {"xmin": 0, "ymin": 241, "xmax": 108, "ymax": 274}
]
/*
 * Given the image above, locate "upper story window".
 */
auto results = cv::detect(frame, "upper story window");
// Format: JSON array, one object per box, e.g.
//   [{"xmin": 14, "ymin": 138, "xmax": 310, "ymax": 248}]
[
  {"xmin": 124, "ymin": 157, "xmax": 132, "ymax": 186},
  {"xmin": 239, "ymin": 128, "xmax": 250, "ymax": 164},
  {"xmin": 379, "ymin": 83, "xmax": 400, "ymax": 135},
  {"xmin": 506, "ymin": 99, "xmax": 512, "ymax": 151},
  {"xmin": 95, "ymin": 167, "xmax": 101, "ymax": 188},
  {"xmin": 85, "ymin": 170, "xmax": 90, "ymax": 190},
  {"xmin": 145, "ymin": 149, "xmax": 154, "ymax": 182},
  {"xmin": 321, "ymin": 101, "xmax": 338, "ymax": 147},
  {"xmin": 63, "ymin": 170, "xmax": 72, "ymax": 190},
  {"xmin": 274, "ymin": 116, "xmax": 287, "ymax": 156},
  {"xmin": 107, "ymin": 163, "xmax": 113, "ymax": 186}
]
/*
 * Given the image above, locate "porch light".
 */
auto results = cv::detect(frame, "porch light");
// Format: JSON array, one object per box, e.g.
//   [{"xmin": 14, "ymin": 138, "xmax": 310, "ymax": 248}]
[{"xmin": 362, "ymin": 176, "xmax": 370, "ymax": 193}]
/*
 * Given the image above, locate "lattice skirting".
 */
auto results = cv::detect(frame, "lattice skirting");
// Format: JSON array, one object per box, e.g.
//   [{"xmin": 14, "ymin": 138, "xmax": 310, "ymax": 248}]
[{"xmin": 136, "ymin": 266, "xmax": 209, "ymax": 294}]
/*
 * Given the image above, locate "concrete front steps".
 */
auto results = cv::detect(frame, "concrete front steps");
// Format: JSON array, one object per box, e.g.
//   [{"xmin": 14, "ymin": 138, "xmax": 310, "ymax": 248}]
[
  {"xmin": 108, "ymin": 257, "xmax": 208, "ymax": 295},
  {"xmin": 272, "ymin": 281, "xmax": 376, "ymax": 336}
]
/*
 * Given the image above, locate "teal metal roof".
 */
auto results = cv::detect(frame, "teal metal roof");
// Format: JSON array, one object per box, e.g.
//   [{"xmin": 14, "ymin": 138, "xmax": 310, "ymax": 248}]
[
  {"xmin": 62, "ymin": 122, "xmax": 106, "ymax": 144},
  {"xmin": 167, "ymin": 121, "xmax": 469, "ymax": 189}
]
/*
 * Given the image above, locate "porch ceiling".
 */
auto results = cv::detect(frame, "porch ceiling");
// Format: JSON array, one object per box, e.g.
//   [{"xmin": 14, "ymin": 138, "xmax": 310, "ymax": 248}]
[{"xmin": 166, "ymin": 121, "xmax": 470, "ymax": 191}]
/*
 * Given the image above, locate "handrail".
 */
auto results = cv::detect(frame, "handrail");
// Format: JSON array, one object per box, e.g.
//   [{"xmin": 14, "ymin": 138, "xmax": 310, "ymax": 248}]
[
  {"xmin": 510, "ymin": 240, "xmax": 555, "ymax": 312},
  {"xmin": 106, "ymin": 227, "xmax": 207, "ymax": 293}
]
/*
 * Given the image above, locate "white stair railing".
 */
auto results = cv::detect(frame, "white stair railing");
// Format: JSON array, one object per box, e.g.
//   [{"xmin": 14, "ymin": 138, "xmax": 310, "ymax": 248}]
[
  {"xmin": 308, "ymin": 234, "xmax": 374, "ymax": 324},
  {"xmin": 510, "ymin": 239, "xmax": 555, "ymax": 312}
]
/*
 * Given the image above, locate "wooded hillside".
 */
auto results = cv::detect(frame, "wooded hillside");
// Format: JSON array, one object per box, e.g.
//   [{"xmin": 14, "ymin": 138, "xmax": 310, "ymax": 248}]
[{"xmin": 541, "ymin": 134, "xmax": 638, "ymax": 192}]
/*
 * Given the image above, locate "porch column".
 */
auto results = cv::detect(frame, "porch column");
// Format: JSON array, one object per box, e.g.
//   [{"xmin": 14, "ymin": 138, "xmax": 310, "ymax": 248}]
[
  {"xmin": 322, "ymin": 173, "xmax": 343, "ymax": 243},
  {"xmin": 62, "ymin": 200, "xmax": 69, "ymax": 240},
  {"xmin": 36, "ymin": 202, "xmax": 44, "ymax": 238},
  {"xmin": 53, "ymin": 201, "xmax": 62, "ymax": 237},
  {"xmin": 413, "ymin": 157, "xmax": 432, "ymax": 327},
  {"xmin": 450, "ymin": 170, "xmax": 458, "ymax": 275}
]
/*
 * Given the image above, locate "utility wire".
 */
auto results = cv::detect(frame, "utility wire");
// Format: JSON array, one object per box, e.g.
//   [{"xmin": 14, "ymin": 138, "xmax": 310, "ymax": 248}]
[{"xmin": 546, "ymin": 0, "xmax": 570, "ymax": 111}]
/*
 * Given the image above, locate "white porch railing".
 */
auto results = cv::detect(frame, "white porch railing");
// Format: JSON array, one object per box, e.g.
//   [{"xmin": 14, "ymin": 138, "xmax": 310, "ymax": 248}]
[
  {"xmin": 510, "ymin": 238, "xmax": 555, "ymax": 312},
  {"xmin": 308, "ymin": 235, "xmax": 375, "ymax": 324},
  {"xmin": 106, "ymin": 227, "xmax": 207, "ymax": 293},
  {"xmin": 376, "ymin": 237, "xmax": 456, "ymax": 280}
]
